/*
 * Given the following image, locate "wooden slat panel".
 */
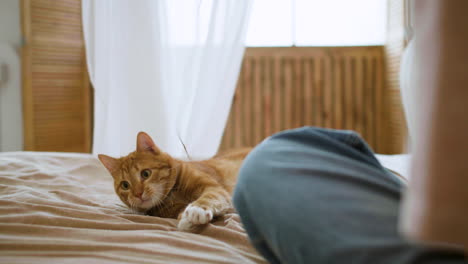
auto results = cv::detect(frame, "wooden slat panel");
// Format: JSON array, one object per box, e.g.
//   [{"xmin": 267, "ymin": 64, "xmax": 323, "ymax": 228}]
[
  {"xmin": 273, "ymin": 56, "xmax": 281, "ymax": 133},
  {"xmin": 343, "ymin": 56, "xmax": 353, "ymax": 130},
  {"xmin": 296, "ymin": 58, "xmax": 304, "ymax": 128},
  {"xmin": 220, "ymin": 46, "xmax": 389, "ymax": 153},
  {"xmin": 365, "ymin": 55, "xmax": 374, "ymax": 148},
  {"xmin": 263, "ymin": 57, "xmax": 272, "ymax": 138},
  {"xmin": 354, "ymin": 57, "xmax": 364, "ymax": 136},
  {"xmin": 292, "ymin": 57, "xmax": 300, "ymax": 128},
  {"xmin": 331, "ymin": 56, "xmax": 341, "ymax": 129},
  {"xmin": 322, "ymin": 56, "xmax": 332, "ymax": 128},
  {"xmin": 243, "ymin": 58, "xmax": 252, "ymax": 146},
  {"xmin": 375, "ymin": 55, "xmax": 384, "ymax": 152},
  {"xmin": 253, "ymin": 57, "xmax": 263, "ymax": 144},
  {"xmin": 283, "ymin": 58, "xmax": 292, "ymax": 131},
  {"xmin": 21, "ymin": 0, "xmax": 91, "ymax": 152},
  {"xmin": 30, "ymin": 1, "xmax": 83, "ymax": 46},
  {"xmin": 234, "ymin": 62, "xmax": 244, "ymax": 148},
  {"xmin": 303, "ymin": 59, "xmax": 313, "ymax": 127},
  {"xmin": 314, "ymin": 58, "xmax": 323, "ymax": 127}
]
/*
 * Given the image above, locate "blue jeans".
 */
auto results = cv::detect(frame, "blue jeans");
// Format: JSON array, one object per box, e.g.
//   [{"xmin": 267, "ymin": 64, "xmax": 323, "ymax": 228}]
[{"xmin": 233, "ymin": 127, "xmax": 466, "ymax": 264}]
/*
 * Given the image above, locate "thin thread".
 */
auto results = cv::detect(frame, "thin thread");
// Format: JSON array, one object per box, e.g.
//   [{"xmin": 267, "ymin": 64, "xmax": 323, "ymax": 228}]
[{"xmin": 177, "ymin": 134, "xmax": 192, "ymax": 161}]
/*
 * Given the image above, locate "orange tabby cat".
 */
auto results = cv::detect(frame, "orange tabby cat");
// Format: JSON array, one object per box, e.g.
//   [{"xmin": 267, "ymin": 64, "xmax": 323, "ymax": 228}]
[{"xmin": 98, "ymin": 132, "xmax": 250, "ymax": 231}]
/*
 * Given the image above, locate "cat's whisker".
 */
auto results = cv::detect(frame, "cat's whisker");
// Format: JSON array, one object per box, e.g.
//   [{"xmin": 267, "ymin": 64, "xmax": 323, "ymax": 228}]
[
  {"xmin": 130, "ymin": 199, "xmax": 138, "ymax": 209},
  {"xmin": 152, "ymin": 198, "xmax": 161, "ymax": 207}
]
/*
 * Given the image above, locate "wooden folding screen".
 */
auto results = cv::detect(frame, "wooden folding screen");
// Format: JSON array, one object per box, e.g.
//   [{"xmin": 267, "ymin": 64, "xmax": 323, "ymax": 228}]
[
  {"xmin": 21, "ymin": 0, "xmax": 91, "ymax": 152},
  {"xmin": 220, "ymin": 46, "xmax": 390, "ymax": 154}
]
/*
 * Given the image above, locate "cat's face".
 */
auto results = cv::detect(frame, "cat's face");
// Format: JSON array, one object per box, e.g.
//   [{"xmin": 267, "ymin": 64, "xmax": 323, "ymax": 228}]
[{"xmin": 98, "ymin": 132, "xmax": 179, "ymax": 212}]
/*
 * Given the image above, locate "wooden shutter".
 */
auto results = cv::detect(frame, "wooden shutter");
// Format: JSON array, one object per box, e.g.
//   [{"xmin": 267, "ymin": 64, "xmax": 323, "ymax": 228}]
[
  {"xmin": 21, "ymin": 0, "xmax": 91, "ymax": 152},
  {"xmin": 220, "ymin": 46, "xmax": 387, "ymax": 153}
]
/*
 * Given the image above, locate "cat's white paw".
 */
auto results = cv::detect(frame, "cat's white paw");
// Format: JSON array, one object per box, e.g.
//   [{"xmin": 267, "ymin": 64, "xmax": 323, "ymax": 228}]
[{"xmin": 178, "ymin": 204, "xmax": 213, "ymax": 231}]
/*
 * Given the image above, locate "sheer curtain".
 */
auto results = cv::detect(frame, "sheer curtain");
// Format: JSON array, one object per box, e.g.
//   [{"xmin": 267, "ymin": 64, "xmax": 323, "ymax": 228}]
[{"xmin": 82, "ymin": 0, "xmax": 252, "ymax": 159}]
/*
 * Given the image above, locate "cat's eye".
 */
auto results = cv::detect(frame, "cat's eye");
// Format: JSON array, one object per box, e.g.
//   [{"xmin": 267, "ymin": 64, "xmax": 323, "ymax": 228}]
[
  {"xmin": 121, "ymin": 181, "xmax": 130, "ymax": 190},
  {"xmin": 141, "ymin": 169, "xmax": 151, "ymax": 179}
]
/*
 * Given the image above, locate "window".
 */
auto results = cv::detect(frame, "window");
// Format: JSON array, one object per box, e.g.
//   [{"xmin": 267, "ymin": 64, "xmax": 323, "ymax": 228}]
[{"xmin": 246, "ymin": 0, "xmax": 387, "ymax": 47}]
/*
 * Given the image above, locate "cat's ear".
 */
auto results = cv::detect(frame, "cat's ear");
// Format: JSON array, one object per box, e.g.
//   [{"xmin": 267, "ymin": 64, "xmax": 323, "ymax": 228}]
[
  {"xmin": 136, "ymin": 132, "xmax": 161, "ymax": 154},
  {"xmin": 98, "ymin": 154, "xmax": 119, "ymax": 174}
]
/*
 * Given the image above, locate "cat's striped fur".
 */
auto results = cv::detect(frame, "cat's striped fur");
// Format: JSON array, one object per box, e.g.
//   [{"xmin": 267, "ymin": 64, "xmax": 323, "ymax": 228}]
[{"xmin": 98, "ymin": 132, "xmax": 250, "ymax": 231}]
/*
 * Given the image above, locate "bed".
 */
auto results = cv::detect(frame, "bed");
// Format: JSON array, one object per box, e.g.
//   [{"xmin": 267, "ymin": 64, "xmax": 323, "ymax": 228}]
[{"xmin": 0, "ymin": 151, "xmax": 410, "ymax": 263}]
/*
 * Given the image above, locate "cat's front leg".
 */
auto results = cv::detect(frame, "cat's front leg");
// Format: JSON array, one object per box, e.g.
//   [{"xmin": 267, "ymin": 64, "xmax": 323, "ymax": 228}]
[{"xmin": 177, "ymin": 187, "xmax": 231, "ymax": 231}]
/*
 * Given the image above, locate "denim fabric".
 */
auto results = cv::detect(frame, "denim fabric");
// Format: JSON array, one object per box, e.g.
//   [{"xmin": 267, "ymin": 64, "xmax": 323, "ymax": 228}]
[{"xmin": 233, "ymin": 127, "xmax": 466, "ymax": 264}]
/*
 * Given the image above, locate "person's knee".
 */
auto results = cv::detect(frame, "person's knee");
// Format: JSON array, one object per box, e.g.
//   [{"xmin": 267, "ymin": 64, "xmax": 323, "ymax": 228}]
[
  {"xmin": 233, "ymin": 136, "xmax": 281, "ymax": 209},
  {"xmin": 234, "ymin": 126, "xmax": 361, "ymax": 208},
  {"xmin": 235, "ymin": 127, "xmax": 323, "ymax": 190},
  {"xmin": 237, "ymin": 134, "xmax": 282, "ymax": 182},
  {"xmin": 270, "ymin": 126, "xmax": 361, "ymax": 149},
  {"xmin": 270, "ymin": 126, "xmax": 379, "ymax": 169}
]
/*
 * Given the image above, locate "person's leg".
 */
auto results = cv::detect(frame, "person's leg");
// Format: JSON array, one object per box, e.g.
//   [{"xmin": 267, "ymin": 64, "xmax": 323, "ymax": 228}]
[{"xmin": 233, "ymin": 127, "xmax": 466, "ymax": 264}]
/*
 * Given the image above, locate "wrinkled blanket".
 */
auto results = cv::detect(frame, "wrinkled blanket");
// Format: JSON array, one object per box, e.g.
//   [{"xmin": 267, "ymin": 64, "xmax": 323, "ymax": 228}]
[{"xmin": 0, "ymin": 152, "xmax": 267, "ymax": 264}]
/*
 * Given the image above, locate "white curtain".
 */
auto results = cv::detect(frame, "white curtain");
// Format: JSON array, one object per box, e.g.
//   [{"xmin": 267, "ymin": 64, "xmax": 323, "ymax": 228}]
[{"xmin": 82, "ymin": 0, "xmax": 252, "ymax": 159}]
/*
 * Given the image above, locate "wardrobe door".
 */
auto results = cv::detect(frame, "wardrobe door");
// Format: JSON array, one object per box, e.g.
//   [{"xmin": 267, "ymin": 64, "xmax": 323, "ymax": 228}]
[{"xmin": 21, "ymin": 0, "xmax": 91, "ymax": 152}]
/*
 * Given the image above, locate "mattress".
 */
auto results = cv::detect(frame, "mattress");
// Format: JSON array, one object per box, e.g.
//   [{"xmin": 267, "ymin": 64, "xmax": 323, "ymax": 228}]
[
  {"xmin": 0, "ymin": 151, "xmax": 411, "ymax": 263},
  {"xmin": 0, "ymin": 152, "xmax": 266, "ymax": 264}
]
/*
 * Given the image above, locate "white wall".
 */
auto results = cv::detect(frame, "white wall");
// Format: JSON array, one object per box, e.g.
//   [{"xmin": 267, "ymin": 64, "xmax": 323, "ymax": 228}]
[{"xmin": 0, "ymin": 0, "xmax": 23, "ymax": 151}]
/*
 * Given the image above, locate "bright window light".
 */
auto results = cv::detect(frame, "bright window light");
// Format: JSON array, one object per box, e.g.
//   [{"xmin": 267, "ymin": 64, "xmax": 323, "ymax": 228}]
[
  {"xmin": 246, "ymin": 0, "xmax": 387, "ymax": 47},
  {"xmin": 245, "ymin": 0, "xmax": 293, "ymax": 47}
]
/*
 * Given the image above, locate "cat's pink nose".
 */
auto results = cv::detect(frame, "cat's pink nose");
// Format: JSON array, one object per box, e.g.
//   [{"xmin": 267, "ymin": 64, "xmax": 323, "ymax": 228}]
[{"xmin": 135, "ymin": 191, "xmax": 143, "ymax": 199}]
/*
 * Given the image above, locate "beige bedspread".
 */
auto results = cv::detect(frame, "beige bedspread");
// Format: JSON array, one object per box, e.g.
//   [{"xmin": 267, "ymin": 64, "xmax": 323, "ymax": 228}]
[{"xmin": 0, "ymin": 152, "xmax": 266, "ymax": 264}]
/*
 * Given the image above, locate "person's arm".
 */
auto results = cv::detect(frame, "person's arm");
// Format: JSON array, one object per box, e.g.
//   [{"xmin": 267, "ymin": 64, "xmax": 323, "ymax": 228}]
[{"xmin": 400, "ymin": 0, "xmax": 468, "ymax": 251}]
